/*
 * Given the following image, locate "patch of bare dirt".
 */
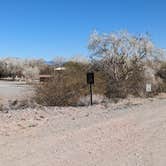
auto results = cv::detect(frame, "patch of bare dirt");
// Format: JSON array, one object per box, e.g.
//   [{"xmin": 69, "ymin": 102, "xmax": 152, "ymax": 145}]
[{"xmin": 0, "ymin": 95, "xmax": 166, "ymax": 166}]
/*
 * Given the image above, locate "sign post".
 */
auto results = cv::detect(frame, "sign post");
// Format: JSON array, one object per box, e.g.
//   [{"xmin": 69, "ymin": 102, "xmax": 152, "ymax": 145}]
[
  {"xmin": 146, "ymin": 83, "xmax": 152, "ymax": 93},
  {"xmin": 146, "ymin": 83, "xmax": 152, "ymax": 97},
  {"xmin": 87, "ymin": 72, "xmax": 94, "ymax": 105}
]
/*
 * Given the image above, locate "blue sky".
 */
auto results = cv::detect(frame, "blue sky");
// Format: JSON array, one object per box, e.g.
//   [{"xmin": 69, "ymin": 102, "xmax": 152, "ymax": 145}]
[{"xmin": 0, "ymin": 0, "xmax": 165, "ymax": 60}]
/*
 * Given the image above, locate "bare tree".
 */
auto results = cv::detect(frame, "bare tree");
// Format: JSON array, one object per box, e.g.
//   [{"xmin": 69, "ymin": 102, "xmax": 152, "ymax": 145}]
[{"xmin": 88, "ymin": 31, "xmax": 157, "ymax": 97}]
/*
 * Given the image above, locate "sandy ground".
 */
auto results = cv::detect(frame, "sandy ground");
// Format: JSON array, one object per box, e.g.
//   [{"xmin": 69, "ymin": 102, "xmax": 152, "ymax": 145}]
[
  {"xmin": 0, "ymin": 81, "xmax": 33, "ymax": 104},
  {"xmin": 0, "ymin": 94, "xmax": 166, "ymax": 166}
]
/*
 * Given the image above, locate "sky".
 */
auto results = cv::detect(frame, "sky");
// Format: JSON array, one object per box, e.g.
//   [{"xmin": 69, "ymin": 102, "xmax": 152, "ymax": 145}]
[{"xmin": 0, "ymin": 0, "xmax": 166, "ymax": 60}]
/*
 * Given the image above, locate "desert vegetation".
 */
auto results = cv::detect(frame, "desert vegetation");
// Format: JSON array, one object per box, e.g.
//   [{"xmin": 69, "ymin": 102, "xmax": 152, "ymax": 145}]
[
  {"xmin": 34, "ymin": 31, "xmax": 166, "ymax": 106},
  {"xmin": 0, "ymin": 31, "xmax": 166, "ymax": 108}
]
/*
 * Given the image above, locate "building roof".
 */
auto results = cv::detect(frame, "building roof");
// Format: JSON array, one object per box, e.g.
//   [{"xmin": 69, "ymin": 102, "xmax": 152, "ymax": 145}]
[{"xmin": 39, "ymin": 75, "xmax": 52, "ymax": 78}]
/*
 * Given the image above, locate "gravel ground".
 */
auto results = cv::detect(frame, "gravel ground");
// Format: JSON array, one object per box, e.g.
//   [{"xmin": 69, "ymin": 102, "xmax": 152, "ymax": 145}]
[{"xmin": 0, "ymin": 94, "xmax": 166, "ymax": 166}]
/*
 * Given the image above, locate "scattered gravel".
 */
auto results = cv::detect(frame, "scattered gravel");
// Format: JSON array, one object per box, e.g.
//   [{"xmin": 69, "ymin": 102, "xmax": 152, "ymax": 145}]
[{"xmin": 0, "ymin": 94, "xmax": 166, "ymax": 165}]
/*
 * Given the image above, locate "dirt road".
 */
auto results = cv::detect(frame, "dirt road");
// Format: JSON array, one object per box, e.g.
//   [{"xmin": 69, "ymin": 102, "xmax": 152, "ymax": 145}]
[{"xmin": 0, "ymin": 96, "xmax": 166, "ymax": 166}]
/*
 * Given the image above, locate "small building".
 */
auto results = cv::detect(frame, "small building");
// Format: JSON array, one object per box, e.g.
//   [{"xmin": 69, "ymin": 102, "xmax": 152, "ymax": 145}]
[
  {"xmin": 39, "ymin": 75, "xmax": 52, "ymax": 82},
  {"xmin": 54, "ymin": 67, "xmax": 66, "ymax": 71}
]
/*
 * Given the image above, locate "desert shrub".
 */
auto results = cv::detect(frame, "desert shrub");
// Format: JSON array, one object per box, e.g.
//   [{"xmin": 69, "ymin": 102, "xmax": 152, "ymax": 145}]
[
  {"xmin": 35, "ymin": 61, "xmax": 108, "ymax": 106},
  {"xmin": 35, "ymin": 62, "xmax": 88, "ymax": 106},
  {"xmin": 0, "ymin": 104, "xmax": 3, "ymax": 112},
  {"xmin": 157, "ymin": 82, "xmax": 166, "ymax": 93},
  {"xmin": 156, "ymin": 62, "xmax": 166, "ymax": 80},
  {"xmin": 156, "ymin": 62, "xmax": 166, "ymax": 92},
  {"xmin": 90, "ymin": 55, "xmax": 146, "ymax": 98},
  {"xmin": 35, "ymin": 75, "xmax": 81, "ymax": 106},
  {"xmin": 64, "ymin": 61, "xmax": 107, "ymax": 96},
  {"xmin": 126, "ymin": 57, "xmax": 146, "ymax": 96}
]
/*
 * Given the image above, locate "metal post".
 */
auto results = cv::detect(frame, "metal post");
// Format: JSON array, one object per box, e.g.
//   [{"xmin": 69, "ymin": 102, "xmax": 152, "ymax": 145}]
[
  {"xmin": 87, "ymin": 72, "xmax": 94, "ymax": 106},
  {"xmin": 90, "ymin": 83, "xmax": 93, "ymax": 105}
]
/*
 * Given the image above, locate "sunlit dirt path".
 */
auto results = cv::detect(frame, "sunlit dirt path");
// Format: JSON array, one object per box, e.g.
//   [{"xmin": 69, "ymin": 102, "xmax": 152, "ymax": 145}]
[{"xmin": 0, "ymin": 97, "xmax": 166, "ymax": 166}]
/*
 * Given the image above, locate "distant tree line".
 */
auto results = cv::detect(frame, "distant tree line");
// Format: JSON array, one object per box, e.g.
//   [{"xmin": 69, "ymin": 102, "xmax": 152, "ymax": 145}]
[{"xmin": 0, "ymin": 58, "xmax": 50, "ymax": 80}]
